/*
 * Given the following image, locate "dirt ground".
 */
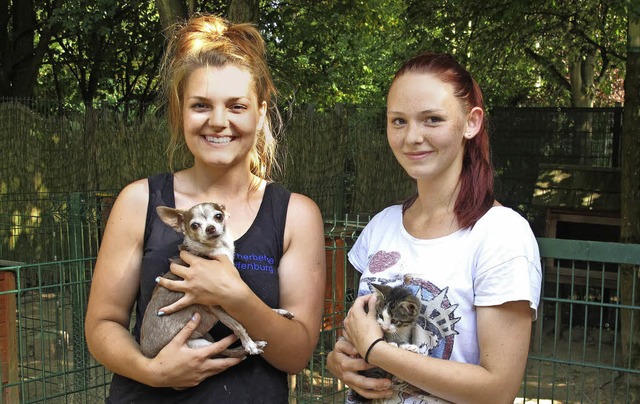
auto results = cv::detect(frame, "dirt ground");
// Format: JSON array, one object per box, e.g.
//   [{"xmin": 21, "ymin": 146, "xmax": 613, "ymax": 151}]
[{"xmin": 519, "ymin": 324, "xmax": 639, "ymax": 404}]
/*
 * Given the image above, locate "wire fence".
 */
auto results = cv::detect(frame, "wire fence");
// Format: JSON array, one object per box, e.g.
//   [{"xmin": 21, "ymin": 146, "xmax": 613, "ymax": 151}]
[
  {"xmin": 2, "ymin": 222, "xmax": 639, "ymax": 403},
  {"xmin": 0, "ymin": 98, "xmax": 624, "ymax": 233}
]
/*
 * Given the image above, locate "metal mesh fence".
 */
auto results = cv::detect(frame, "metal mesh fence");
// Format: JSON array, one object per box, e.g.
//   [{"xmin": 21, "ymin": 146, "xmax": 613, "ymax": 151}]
[
  {"xmin": 0, "ymin": 192, "xmax": 113, "ymax": 265},
  {"xmin": 490, "ymin": 107, "xmax": 623, "ymax": 231},
  {"xmin": 2, "ymin": 98, "xmax": 623, "ymax": 229},
  {"xmin": 1, "ymin": 259, "xmax": 111, "ymax": 404},
  {"xmin": 522, "ymin": 238, "xmax": 640, "ymax": 403},
  {"xmin": 289, "ymin": 216, "xmax": 368, "ymax": 403},
  {"xmin": 1, "ymin": 210, "xmax": 640, "ymax": 402}
]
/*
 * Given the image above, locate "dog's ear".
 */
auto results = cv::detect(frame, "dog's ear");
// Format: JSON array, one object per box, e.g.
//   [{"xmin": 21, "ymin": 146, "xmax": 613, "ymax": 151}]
[
  {"xmin": 216, "ymin": 203, "xmax": 231, "ymax": 219},
  {"xmin": 156, "ymin": 206, "xmax": 186, "ymax": 233}
]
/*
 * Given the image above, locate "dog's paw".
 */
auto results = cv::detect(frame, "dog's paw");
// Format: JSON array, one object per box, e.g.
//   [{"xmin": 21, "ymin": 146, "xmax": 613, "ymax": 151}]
[
  {"xmin": 244, "ymin": 340, "xmax": 267, "ymax": 355},
  {"xmin": 221, "ymin": 347, "xmax": 248, "ymax": 358},
  {"xmin": 273, "ymin": 308, "xmax": 295, "ymax": 319}
]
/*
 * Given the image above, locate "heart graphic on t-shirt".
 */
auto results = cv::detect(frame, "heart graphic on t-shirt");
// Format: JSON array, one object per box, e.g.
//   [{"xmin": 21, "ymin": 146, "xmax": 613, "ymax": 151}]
[{"xmin": 369, "ymin": 251, "xmax": 400, "ymax": 273}]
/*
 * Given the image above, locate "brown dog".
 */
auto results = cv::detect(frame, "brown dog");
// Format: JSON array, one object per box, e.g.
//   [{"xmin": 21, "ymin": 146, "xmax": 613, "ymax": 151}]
[{"xmin": 139, "ymin": 202, "xmax": 292, "ymax": 358}]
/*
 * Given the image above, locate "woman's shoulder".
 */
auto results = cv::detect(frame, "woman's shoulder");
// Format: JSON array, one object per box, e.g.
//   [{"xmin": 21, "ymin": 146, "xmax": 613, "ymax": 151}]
[
  {"xmin": 367, "ymin": 204, "xmax": 403, "ymax": 226},
  {"xmin": 352, "ymin": 205, "xmax": 403, "ymax": 241},
  {"xmin": 281, "ymin": 191, "xmax": 324, "ymax": 257},
  {"xmin": 121, "ymin": 171, "xmax": 172, "ymax": 196},
  {"xmin": 267, "ymin": 182, "xmax": 320, "ymax": 218},
  {"xmin": 98, "ymin": 178, "xmax": 150, "ymax": 250},
  {"xmin": 475, "ymin": 206, "xmax": 531, "ymax": 230},
  {"xmin": 110, "ymin": 178, "xmax": 151, "ymax": 219},
  {"xmin": 288, "ymin": 192, "xmax": 321, "ymax": 215},
  {"xmin": 472, "ymin": 206, "xmax": 539, "ymax": 257},
  {"xmin": 283, "ymin": 191, "xmax": 323, "ymax": 232}
]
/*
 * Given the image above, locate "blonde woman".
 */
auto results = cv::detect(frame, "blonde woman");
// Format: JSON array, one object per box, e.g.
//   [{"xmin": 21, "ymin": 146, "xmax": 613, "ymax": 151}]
[{"xmin": 85, "ymin": 14, "xmax": 325, "ymax": 403}]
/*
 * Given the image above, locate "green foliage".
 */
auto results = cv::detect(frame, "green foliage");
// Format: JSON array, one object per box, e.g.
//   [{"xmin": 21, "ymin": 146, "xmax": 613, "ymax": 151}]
[
  {"xmin": 39, "ymin": 1, "xmax": 165, "ymax": 106},
  {"xmin": 263, "ymin": 0, "xmax": 409, "ymax": 109},
  {"xmin": 404, "ymin": 0, "xmax": 628, "ymax": 107},
  {"xmin": 4, "ymin": 0, "xmax": 630, "ymax": 108}
]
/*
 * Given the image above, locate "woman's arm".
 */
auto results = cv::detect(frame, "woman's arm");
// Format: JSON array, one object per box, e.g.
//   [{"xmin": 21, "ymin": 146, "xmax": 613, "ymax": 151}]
[
  {"xmin": 341, "ymin": 293, "xmax": 532, "ymax": 403},
  {"xmin": 157, "ymin": 192, "xmax": 326, "ymax": 374},
  {"xmin": 253, "ymin": 192, "xmax": 326, "ymax": 372},
  {"xmin": 85, "ymin": 181, "xmax": 242, "ymax": 388}
]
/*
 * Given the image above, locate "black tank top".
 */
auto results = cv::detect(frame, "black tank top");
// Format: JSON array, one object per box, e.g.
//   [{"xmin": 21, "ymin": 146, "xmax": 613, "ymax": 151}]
[{"xmin": 107, "ymin": 173, "xmax": 291, "ymax": 403}]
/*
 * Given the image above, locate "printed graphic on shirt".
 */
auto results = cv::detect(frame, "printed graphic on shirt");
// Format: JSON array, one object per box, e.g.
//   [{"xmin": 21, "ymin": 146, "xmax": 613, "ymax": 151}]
[
  {"xmin": 352, "ymin": 250, "xmax": 460, "ymax": 404},
  {"xmin": 234, "ymin": 253, "xmax": 276, "ymax": 274},
  {"xmin": 369, "ymin": 250, "xmax": 401, "ymax": 273}
]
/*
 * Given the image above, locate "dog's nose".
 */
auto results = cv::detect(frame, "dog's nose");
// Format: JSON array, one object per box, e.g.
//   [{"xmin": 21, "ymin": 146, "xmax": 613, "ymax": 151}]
[{"xmin": 206, "ymin": 225, "xmax": 217, "ymax": 235}]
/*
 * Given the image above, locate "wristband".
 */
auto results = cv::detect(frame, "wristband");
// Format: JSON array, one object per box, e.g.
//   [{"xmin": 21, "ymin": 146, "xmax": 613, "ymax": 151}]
[{"xmin": 364, "ymin": 337, "xmax": 385, "ymax": 364}]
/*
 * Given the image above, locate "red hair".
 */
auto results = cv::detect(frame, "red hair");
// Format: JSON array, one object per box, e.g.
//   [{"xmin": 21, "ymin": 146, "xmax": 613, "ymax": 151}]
[{"xmin": 396, "ymin": 53, "xmax": 495, "ymax": 229}]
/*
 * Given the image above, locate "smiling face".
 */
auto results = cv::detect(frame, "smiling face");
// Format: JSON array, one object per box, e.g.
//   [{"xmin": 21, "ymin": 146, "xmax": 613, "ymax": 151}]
[
  {"xmin": 182, "ymin": 65, "xmax": 267, "ymax": 170},
  {"xmin": 386, "ymin": 72, "xmax": 480, "ymax": 183}
]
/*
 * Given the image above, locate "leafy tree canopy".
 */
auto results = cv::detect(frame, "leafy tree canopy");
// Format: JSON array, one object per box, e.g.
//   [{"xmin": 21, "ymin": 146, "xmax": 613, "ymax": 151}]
[
  {"xmin": 0, "ymin": 0, "xmax": 631, "ymax": 109},
  {"xmin": 404, "ymin": 0, "xmax": 627, "ymax": 107}
]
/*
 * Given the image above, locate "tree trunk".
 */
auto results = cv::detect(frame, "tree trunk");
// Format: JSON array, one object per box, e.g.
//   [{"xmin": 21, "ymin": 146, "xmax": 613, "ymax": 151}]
[
  {"xmin": 568, "ymin": 50, "xmax": 597, "ymax": 164},
  {"xmin": 226, "ymin": 0, "xmax": 260, "ymax": 23},
  {"xmin": 7, "ymin": 0, "xmax": 36, "ymax": 97},
  {"xmin": 620, "ymin": 8, "xmax": 640, "ymax": 372},
  {"xmin": 569, "ymin": 51, "xmax": 596, "ymax": 108},
  {"xmin": 0, "ymin": 0, "xmax": 61, "ymax": 98},
  {"xmin": 155, "ymin": 0, "xmax": 188, "ymax": 30}
]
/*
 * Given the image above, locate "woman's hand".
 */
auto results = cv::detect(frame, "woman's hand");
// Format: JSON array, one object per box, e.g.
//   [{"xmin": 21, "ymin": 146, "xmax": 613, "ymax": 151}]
[
  {"xmin": 155, "ymin": 251, "xmax": 248, "ymax": 314},
  {"xmin": 148, "ymin": 313, "xmax": 244, "ymax": 388},
  {"xmin": 326, "ymin": 293, "xmax": 392, "ymax": 400},
  {"xmin": 326, "ymin": 337, "xmax": 393, "ymax": 400},
  {"xmin": 342, "ymin": 293, "xmax": 384, "ymax": 355}
]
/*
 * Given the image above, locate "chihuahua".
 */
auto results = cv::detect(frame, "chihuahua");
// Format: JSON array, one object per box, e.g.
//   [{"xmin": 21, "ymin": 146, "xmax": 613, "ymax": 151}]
[{"xmin": 139, "ymin": 202, "xmax": 292, "ymax": 358}]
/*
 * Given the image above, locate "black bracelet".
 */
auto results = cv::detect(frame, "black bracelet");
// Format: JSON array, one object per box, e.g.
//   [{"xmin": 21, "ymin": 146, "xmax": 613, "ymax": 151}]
[{"xmin": 364, "ymin": 337, "xmax": 385, "ymax": 364}]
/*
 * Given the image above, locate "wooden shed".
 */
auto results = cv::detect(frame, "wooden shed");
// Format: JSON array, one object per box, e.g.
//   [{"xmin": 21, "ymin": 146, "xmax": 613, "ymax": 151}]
[
  {"xmin": 532, "ymin": 164, "xmax": 621, "ymax": 331},
  {"xmin": 532, "ymin": 164, "xmax": 620, "ymax": 241}
]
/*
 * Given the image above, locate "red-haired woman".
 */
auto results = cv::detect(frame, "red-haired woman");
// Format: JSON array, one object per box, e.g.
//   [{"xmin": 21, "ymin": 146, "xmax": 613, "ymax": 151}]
[{"xmin": 327, "ymin": 53, "xmax": 541, "ymax": 404}]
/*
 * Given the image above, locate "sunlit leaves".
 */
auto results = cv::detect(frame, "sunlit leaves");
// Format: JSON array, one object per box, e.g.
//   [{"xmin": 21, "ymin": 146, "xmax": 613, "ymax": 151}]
[
  {"xmin": 263, "ymin": 0, "xmax": 408, "ymax": 109},
  {"xmin": 404, "ymin": 0, "xmax": 627, "ymax": 107}
]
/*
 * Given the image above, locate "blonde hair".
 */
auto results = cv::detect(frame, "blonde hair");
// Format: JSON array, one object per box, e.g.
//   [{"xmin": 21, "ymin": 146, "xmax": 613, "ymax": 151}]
[{"xmin": 160, "ymin": 14, "xmax": 280, "ymax": 179}]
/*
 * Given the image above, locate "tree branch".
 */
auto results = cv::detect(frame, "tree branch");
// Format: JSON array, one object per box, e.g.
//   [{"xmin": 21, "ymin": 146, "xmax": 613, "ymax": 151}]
[{"xmin": 523, "ymin": 47, "xmax": 571, "ymax": 91}]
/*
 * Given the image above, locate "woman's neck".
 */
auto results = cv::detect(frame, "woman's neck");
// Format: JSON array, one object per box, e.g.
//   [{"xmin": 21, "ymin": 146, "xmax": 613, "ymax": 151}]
[
  {"xmin": 173, "ymin": 165, "xmax": 264, "ymax": 209},
  {"xmin": 404, "ymin": 178, "xmax": 461, "ymax": 239}
]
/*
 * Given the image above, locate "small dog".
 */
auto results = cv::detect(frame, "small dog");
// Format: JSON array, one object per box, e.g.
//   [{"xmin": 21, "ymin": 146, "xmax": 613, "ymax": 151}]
[{"xmin": 139, "ymin": 202, "xmax": 292, "ymax": 358}]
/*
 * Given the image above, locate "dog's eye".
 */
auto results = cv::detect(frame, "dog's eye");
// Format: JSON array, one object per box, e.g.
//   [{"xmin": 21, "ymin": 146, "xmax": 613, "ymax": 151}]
[
  {"xmin": 190, "ymin": 222, "xmax": 200, "ymax": 230},
  {"xmin": 214, "ymin": 213, "xmax": 223, "ymax": 221}
]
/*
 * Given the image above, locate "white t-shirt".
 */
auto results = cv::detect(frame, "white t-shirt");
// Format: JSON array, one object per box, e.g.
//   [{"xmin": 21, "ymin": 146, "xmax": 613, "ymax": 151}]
[{"xmin": 346, "ymin": 205, "xmax": 542, "ymax": 404}]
